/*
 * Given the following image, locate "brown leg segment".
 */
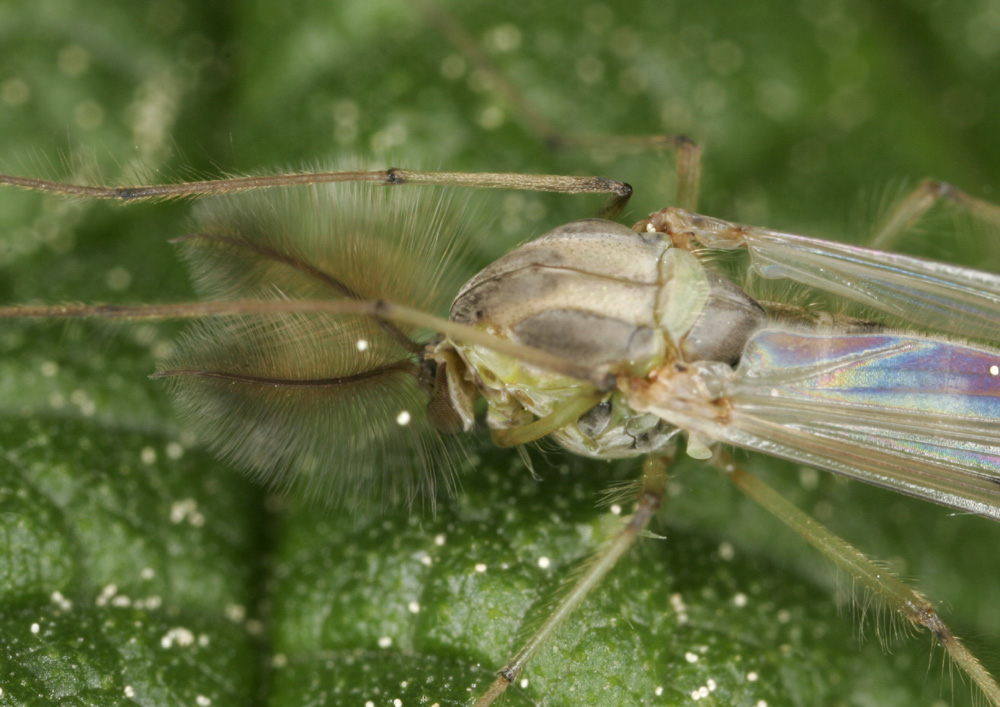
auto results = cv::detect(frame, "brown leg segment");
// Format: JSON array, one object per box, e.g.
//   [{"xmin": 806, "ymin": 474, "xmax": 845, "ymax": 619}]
[
  {"xmin": 0, "ymin": 298, "xmax": 616, "ymax": 391},
  {"xmin": 870, "ymin": 178, "xmax": 1000, "ymax": 251},
  {"xmin": 716, "ymin": 451, "xmax": 1000, "ymax": 707},
  {"xmin": 408, "ymin": 0, "xmax": 703, "ymax": 213},
  {"xmin": 473, "ymin": 453, "xmax": 670, "ymax": 707}
]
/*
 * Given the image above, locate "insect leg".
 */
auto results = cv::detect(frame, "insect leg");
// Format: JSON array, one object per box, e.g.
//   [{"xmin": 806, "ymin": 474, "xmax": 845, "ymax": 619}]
[
  {"xmin": 716, "ymin": 452, "xmax": 1000, "ymax": 707},
  {"xmin": 546, "ymin": 133, "xmax": 701, "ymax": 213},
  {"xmin": 409, "ymin": 0, "xmax": 702, "ymax": 213},
  {"xmin": 473, "ymin": 453, "xmax": 669, "ymax": 707},
  {"xmin": 491, "ymin": 391, "xmax": 608, "ymax": 447},
  {"xmin": 0, "ymin": 297, "xmax": 615, "ymax": 391},
  {"xmin": 0, "ymin": 167, "xmax": 632, "ymax": 210},
  {"xmin": 869, "ymin": 178, "xmax": 1000, "ymax": 251}
]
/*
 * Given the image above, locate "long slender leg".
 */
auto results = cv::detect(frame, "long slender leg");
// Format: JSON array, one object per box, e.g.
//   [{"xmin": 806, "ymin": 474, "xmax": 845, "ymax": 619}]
[
  {"xmin": 543, "ymin": 132, "xmax": 701, "ymax": 212},
  {"xmin": 0, "ymin": 298, "xmax": 615, "ymax": 392},
  {"xmin": 671, "ymin": 136, "xmax": 702, "ymax": 212},
  {"xmin": 0, "ymin": 167, "xmax": 633, "ymax": 216},
  {"xmin": 716, "ymin": 452, "xmax": 1000, "ymax": 707},
  {"xmin": 408, "ymin": 0, "xmax": 702, "ymax": 212},
  {"xmin": 870, "ymin": 178, "xmax": 1000, "ymax": 250},
  {"xmin": 473, "ymin": 453, "xmax": 669, "ymax": 707}
]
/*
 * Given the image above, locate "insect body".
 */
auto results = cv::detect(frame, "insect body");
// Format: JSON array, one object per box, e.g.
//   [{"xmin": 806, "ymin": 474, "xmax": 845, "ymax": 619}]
[
  {"xmin": 442, "ymin": 194, "xmax": 1000, "ymax": 704},
  {"xmin": 3, "ymin": 165, "xmax": 1000, "ymax": 706},
  {"xmin": 446, "ymin": 217, "xmax": 765, "ymax": 460},
  {"xmin": 442, "ymin": 205, "xmax": 1000, "ymax": 522}
]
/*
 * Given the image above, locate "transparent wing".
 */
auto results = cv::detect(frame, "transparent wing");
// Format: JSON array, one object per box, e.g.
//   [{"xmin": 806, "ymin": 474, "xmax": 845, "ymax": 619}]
[
  {"xmin": 722, "ymin": 226, "xmax": 1000, "ymax": 340},
  {"xmin": 720, "ymin": 330, "xmax": 1000, "ymax": 520},
  {"xmin": 635, "ymin": 328, "xmax": 1000, "ymax": 520}
]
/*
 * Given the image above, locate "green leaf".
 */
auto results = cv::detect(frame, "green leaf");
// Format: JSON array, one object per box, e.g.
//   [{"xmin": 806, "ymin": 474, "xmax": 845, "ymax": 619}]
[{"xmin": 3, "ymin": 1, "xmax": 1000, "ymax": 706}]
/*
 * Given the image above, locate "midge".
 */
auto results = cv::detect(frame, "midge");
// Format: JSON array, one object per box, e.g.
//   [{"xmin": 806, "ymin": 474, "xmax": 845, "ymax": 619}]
[{"xmin": 3, "ymin": 139, "xmax": 1000, "ymax": 706}]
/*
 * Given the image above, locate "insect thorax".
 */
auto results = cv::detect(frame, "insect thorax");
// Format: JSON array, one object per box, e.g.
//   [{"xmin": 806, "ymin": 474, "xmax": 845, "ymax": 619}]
[{"xmin": 445, "ymin": 218, "xmax": 766, "ymax": 459}]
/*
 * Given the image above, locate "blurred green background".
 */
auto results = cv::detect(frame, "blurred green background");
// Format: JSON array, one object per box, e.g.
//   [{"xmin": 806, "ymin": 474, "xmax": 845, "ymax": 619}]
[{"xmin": 2, "ymin": 0, "xmax": 1000, "ymax": 705}]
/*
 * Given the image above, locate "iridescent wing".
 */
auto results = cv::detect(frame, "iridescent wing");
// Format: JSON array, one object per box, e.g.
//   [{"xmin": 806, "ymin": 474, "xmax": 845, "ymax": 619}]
[{"xmin": 646, "ymin": 329, "xmax": 1000, "ymax": 520}]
